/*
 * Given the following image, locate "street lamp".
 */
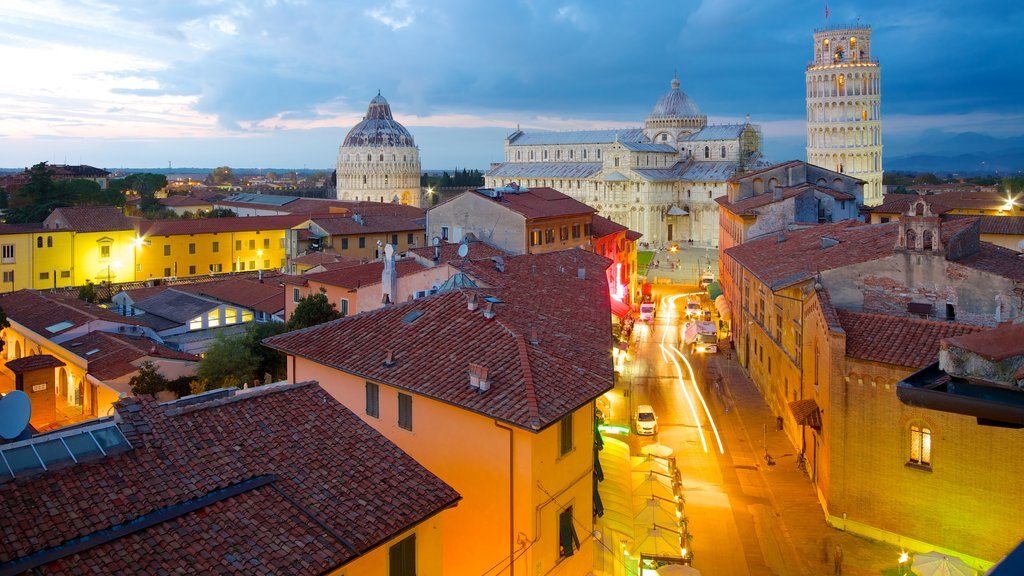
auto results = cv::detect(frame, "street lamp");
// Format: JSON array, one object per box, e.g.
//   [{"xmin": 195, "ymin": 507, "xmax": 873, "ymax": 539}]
[{"xmin": 898, "ymin": 551, "xmax": 909, "ymax": 575}]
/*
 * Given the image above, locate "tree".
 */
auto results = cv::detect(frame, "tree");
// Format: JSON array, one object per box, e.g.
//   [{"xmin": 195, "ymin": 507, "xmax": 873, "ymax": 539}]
[
  {"xmin": 196, "ymin": 332, "xmax": 256, "ymax": 391},
  {"xmin": 208, "ymin": 166, "xmax": 235, "ymax": 186},
  {"xmin": 129, "ymin": 360, "xmax": 169, "ymax": 396},
  {"xmin": 0, "ymin": 306, "xmax": 8, "ymax": 356},
  {"xmin": 245, "ymin": 321, "xmax": 287, "ymax": 382},
  {"xmin": 78, "ymin": 280, "xmax": 99, "ymax": 303},
  {"xmin": 5, "ymin": 162, "xmax": 68, "ymax": 223},
  {"xmin": 206, "ymin": 207, "xmax": 237, "ymax": 218},
  {"xmin": 1004, "ymin": 176, "xmax": 1024, "ymax": 196},
  {"xmin": 286, "ymin": 288, "xmax": 341, "ymax": 331}
]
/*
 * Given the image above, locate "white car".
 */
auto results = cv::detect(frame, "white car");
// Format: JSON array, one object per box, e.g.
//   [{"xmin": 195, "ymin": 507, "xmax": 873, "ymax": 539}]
[
  {"xmin": 685, "ymin": 300, "xmax": 702, "ymax": 319},
  {"xmin": 634, "ymin": 404, "xmax": 658, "ymax": 436}
]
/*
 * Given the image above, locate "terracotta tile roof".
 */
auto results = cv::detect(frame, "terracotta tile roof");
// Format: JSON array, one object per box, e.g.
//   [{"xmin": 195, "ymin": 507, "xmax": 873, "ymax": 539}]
[
  {"xmin": 63, "ymin": 331, "xmax": 199, "ymax": 381},
  {"xmin": 946, "ymin": 215, "xmax": 1024, "ymax": 236},
  {"xmin": 0, "ymin": 290, "xmax": 145, "ymax": 337},
  {"xmin": 265, "ymin": 250, "xmax": 614, "ymax": 431},
  {"xmin": 137, "ymin": 214, "xmax": 306, "ymax": 237},
  {"xmin": 291, "ymin": 251, "xmax": 364, "ymax": 267},
  {"xmin": 0, "ymin": 383, "xmax": 460, "ymax": 574},
  {"xmin": 5, "ymin": 355, "xmax": 65, "ymax": 374},
  {"xmin": 405, "ymin": 241, "xmax": 508, "ymax": 265},
  {"xmin": 590, "ymin": 214, "xmax": 628, "ymax": 238},
  {"xmin": 0, "ymin": 223, "xmax": 45, "ymax": 235},
  {"xmin": 43, "ymin": 206, "xmax": 138, "ymax": 233},
  {"xmin": 954, "ymin": 242, "xmax": 1024, "ymax": 282},
  {"xmin": 836, "ymin": 309, "xmax": 984, "ymax": 368},
  {"xmin": 871, "ymin": 191, "xmax": 1011, "ymax": 215},
  {"xmin": 158, "ymin": 195, "xmax": 214, "ymax": 207},
  {"xmin": 943, "ymin": 322, "xmax": 1024, "ymax": 362},
  {"xmin": 726, "ymin": 159, "xmax": 804, "ymax": 182},
  {"xmin": 718, "ymin": 183, "xmax": 855, "ymax": 215},
  {"xmin": 468, "ymin": 187, "xmax": 597, "ymax": 220},
  {"xmin": 311, "ymin": 213, "xmax": 422, "ymax": 236},
  {"xmin": 303, "ymin": 259, "xmax": 426, "ymax": 290},
  {"xmin": 814, "ymin": 286, "xmax": 843, "ymax": 330},
  {"xmin": 174, "ymin": 276, "xmax": 285, "ymax": 315},
  {"xmin": 725, "ymin": 219, "xmax": 979, "ymax": 290}
]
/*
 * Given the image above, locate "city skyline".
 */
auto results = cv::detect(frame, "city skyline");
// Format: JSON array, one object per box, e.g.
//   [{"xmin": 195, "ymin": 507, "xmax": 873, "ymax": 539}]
[{"xmin": 2, "ymin": 0, "xmax": 1021, "ymax": 170}]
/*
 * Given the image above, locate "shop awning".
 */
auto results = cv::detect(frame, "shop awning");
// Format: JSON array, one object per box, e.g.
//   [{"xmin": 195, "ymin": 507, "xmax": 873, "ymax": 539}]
[
  {"xmin": 714, "ymin": 295, "xmax": 731, "ymax": 322},
  {"xmin": 611, "ymin": 298, "xmax": 632, "ymax": 319},
  {"xmin": 788, "ymin": 399, "xmax": 822, "ymax": 428}
]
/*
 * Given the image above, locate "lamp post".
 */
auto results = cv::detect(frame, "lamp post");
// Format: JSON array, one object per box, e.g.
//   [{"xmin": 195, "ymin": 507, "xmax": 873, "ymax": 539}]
[{"xmin": 898, "ymin": 551, "xmax": 909, "ymax": 575}]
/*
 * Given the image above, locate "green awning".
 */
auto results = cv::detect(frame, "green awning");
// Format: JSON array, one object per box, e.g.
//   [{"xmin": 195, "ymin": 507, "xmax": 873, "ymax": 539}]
[{"xmin": 706, "ymin": 281, "xmax": 723, "ymax": 300}]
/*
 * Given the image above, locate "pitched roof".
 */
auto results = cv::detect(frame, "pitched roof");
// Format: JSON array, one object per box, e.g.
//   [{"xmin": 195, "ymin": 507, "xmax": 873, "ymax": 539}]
[
  {"xmin": 590, "ymin": 214, "xmax": 629, "ymax": 238},
  {"xmin": 836, "ymin": 309, "xmax": 984, "ymax": 368},
  {"xmin": 0, "ymin": 383, "xmax": 460, "ymax": 574},
  {"xmin": 303, "ymin": 259, "xmax": 426, "ymax": 290},
  {"xmin": 291, "ymin": 251, "xmax": 364, "ymax": 267},
  {"xmin": 132, "ymin": 289, "xmax": 222, "ymax": 324},
  {"xmin": 0, "ymin": 290, "xmax": 145, "ymax": 337},
  {"xmin": 175, "ymin": 276, "xmax": 285, "ymax": 315},
  {"xmin": 44, "ymin": 206, "xmax": 138, "ymax": 233},
  {"xmin": 952, "ymin": 242, "xmax": 1024, "ymax": 282},
  {"xmin": 942, "ymin": 322, "xmax": 1024, "ymax": 362},
  {"xmin": 945, "ymin": 214, "xmax": 1024, "ymax": 236},
  {"xmin": 507, "ymin": 128, "xmax": 645, "ymax": 146},
  {"xmin": 266, "ymin": 250, "xmax": 614, "ymax": 431},
  {"xmin": 683, "ymin": 124, "xmax": 748, "ymax": 141},
  {"xmin": 63, "ymin": 331, "xmax": 199, "ymax": 382},
  {"xmin": 158, "ymin": 195, "xmax": 214, "ymax": 207},
  {"xmin": 467, "ymin": 187, "xmax": 596, "ymax": 220},
  {"xmin": 718, "ymin": 183, "xmax": 855, "ymax": 215},
  {"xmin": 0, "ymin": 223, "xmax": 45, "ymax": 236},
  {"xmin": 404, "ymin": 241, "xmax": 508, "ymax": 265},
  {"xmin": 310, "ymin": 213, "xmax": 422, "ymax": 236},
  {"xmin": 725, "ymin": 219, "xmax": 979, "ymax": 290},
  {"xmin": 137, "ymin": 214, "xmax": 306, "ymax": 237},
  {"xmin": 872, "ymin": 191, "xmax": 1012, "ymax": 214},
  {"xmin": 485, "ymin": 162, "xmax": 603, "ymax": 179},
  {"xmin": 5, "ymin": 355, "xmax": 66, "ymax": 374}
]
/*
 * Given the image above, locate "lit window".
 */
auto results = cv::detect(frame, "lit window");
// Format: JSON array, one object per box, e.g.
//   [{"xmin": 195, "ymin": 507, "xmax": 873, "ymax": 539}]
[
  {"xmin": 224, "ymin": 308, "xmax": 237, "ymax": 325},
  {"xmin": 207, "ymin": 310, "xmax": 220, "ymax": 328},
  {"xmin": 910, "ymin": 425, "xmax": 932, "ymax": 467}
]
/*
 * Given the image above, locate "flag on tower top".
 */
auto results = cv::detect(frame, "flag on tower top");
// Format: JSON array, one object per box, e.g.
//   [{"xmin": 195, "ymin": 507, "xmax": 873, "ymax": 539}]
[{"xmin": 825, "ymin": 2, "xmax": 830, "ymax": 20}]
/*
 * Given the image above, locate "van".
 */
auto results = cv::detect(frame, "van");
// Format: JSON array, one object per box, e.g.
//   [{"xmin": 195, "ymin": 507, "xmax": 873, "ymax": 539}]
[{"xmin": 634, "ymin": 404, "xmax": 658, "ymax": 436}]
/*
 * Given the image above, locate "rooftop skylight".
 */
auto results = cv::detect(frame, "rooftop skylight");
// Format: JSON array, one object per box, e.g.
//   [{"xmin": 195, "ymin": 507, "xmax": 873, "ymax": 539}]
[
  {"xmin": 45, "ymin": 321, "xmax": 74, "ymax": 333},
  {"xmin": 0, "ymin": 421, "xmax": 132, "ymax": 482}
]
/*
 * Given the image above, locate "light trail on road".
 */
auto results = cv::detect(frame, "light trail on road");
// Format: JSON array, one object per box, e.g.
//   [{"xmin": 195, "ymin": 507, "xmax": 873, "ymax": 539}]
[{"xmin": 656, "ymin": 293, "xmax": 726, "ymax": 455}]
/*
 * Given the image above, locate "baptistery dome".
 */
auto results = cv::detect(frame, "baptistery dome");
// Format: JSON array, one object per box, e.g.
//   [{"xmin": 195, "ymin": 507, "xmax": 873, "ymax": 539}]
[
  {"xmin": 342, "ymin": 92, "xmax": 416, "ymax": 147},
  {"xmin": 650, "ymin": 75, "xmax": 702, "ymax": 118}
]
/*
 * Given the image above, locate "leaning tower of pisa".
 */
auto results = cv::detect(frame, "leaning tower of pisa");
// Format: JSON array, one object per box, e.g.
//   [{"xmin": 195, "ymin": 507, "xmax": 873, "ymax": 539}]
[{"xmin": 806, "ymin": 25, "xmax": 883, "ymax": 206}]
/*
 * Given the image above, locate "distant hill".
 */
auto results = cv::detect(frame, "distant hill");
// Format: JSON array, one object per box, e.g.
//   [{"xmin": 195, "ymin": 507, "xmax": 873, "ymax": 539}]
[{"xmin": 886, "ymin": 131, "xmax": 1024, "ymax": 174}]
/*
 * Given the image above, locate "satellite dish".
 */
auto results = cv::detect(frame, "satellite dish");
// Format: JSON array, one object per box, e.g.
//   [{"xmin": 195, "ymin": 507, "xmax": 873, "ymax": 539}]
[
  {"xmin": 431, "ymin": 236, "xmax": 441, "ymax": 246},
  {"xmin": 0, "ymin": 390, "xmax": 31, "ymax": 440},
  {"xmin": 384, "ymin": 243, "xmax": 394, "ymax": 259},
  {"xmin": 457, "ymin": 244, "xmax": 469, "ymax": 258}
]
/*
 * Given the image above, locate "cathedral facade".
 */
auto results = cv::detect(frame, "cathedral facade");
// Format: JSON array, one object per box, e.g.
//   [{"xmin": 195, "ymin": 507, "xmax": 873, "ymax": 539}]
[
  {"xmin": 336, "ymin": 92, "xmax": 422, "ymax": 207},
  {"xmin": 484, "ymin": 75, "xmax": 767, "ymax": 247}
]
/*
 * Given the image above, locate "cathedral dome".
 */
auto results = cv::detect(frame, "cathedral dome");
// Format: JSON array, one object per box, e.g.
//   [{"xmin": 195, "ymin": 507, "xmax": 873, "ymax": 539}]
[
  {"xmin": 342, "ymin": 92, "xmax": 416, "ymax": 147},
  {"xmin": 650, "ymin": 75, "xmax": 702, "ymax": 118}
]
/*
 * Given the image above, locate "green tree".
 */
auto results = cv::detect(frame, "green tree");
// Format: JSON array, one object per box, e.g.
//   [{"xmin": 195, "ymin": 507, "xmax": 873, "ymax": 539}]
[
  {"xmin": 129, "ymin": 360, "xmax": 169, "ymax": 396},
  {"xmin": 1004, "ymin": 176, "xmax": 1024, "ymax": 196},
  {"xmin": 0, "ymin": 306, "xmax": 8, "ymax": 356},
  {"xmin": 5, "ymin": 162, "xmax": 69, "ymax": 223},
  {"xmin": 246, "ymin": 321, "xmax": 287, "ymax": 382},
  {"xmin": 58, "ymin": 179, "xmax": 123, "ymax": 207},
  {"xmin": 286, "ymin": 288, "xmax": 341, "ymax": 331},
  {"xmin": 915, "ymin": 173, "xmax": 941, "ymax": 185},
  {"xmin": 78, "ymin": 280, "xmax": 99, "ymax": 303},
  {"xmin": 206, "ymin": 207, "xmax": 237, "ymax": 218},
  {"xmin": 208, "ymin": 166, "xmax": 235, "ymax": 186},
  {"xmin": 196, "ymin": 332, "xmax": 256, "ymax": 391}
]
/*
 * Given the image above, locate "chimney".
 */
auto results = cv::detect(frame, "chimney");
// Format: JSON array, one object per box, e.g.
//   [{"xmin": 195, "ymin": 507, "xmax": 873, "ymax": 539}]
[
  {"xmin": 528, "ymin": 329, "xmax": 540, "ymax": 345},
  {"xmin": 469, "ymin": 363, "xmax": 490, "ymax": 391},
  {"xmin": 482, "ymin": 301, "xmax": 496, "ymax": 320},
  {"xmin": 467, "ymin": 293, "xmax": 479, "ymax": 311},
  {"xmin": 577, "ymin": 267, "xmax": 586, "ymax": 280}
]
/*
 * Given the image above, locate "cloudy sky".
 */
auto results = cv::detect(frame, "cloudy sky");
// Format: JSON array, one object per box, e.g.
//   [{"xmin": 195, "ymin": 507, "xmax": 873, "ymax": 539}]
[{"xmin": 1, "ymin": 0, "xmax": 1021, "ymax": 170}]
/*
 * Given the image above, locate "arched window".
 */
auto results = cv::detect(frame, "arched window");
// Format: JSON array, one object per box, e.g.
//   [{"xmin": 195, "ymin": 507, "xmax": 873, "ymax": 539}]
[
  {"xmin": 362, "ymin": 175, "xmax": 367, "ymax": 185},
  {"xmin": 47, "ymin": 236, "xmax": 52, "ymax": 248},
  {"xmin": 37, "ymin": 237, "xmax": 43, "ymax": 248},
  {"xmin": 905, "ymin": 229, "xmax": 917, "ymax": 249},
  {"xmin": 909, "ymin": 425, "xmax": 932, "ymax": 466},
  {"xmin": 614, "ymin": 157, "xmax": 619, "ymax": 167},
  {"xmin": 704, "ymin": 146, "xmax": 710, "ymax": 159},
  {"xmin": 922, "ymin": 230, "xmax": 934, "ymax": 250}
]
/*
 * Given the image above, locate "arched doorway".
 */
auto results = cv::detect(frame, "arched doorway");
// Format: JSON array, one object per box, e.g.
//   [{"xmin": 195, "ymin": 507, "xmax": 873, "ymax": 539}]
[{"xmin": 57, "ymin": 367, "xmax": 68, "ymax": 399}]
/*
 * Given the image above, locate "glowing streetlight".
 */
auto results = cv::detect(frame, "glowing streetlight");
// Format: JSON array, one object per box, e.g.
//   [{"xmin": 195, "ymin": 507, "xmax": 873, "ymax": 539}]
[{"xmin": 898, "ymin": 550, "xmax": 910, "ymax": 575}]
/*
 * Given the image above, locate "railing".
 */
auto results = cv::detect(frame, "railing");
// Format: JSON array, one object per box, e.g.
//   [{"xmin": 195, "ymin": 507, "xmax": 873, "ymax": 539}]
[{"xmin": 814, "ymin": 23, "xmax": 871, "ymax": 33}]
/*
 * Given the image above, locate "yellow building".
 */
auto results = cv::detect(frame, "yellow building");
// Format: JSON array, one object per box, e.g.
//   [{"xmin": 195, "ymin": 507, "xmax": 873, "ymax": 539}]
[
  {"xmin": 37, "ymin": 206, "xmax": 139, "ymax": 288},
  {"xmin": 0, "ymin": 223, "xmax": 43, "ymax": 293},
  {"xmin": 869, "ymin": 192, "xmax": 1024, "ymax": 252},
  {"xmin": 266, "ymin": 250, "xmax": 615, "ymax": 575},
  {"xmin": 136, "ymin": 214, "xmax": 305, "ymax": 280}
]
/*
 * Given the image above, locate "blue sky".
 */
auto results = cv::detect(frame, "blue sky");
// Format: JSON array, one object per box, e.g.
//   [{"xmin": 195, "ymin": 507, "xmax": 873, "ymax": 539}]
[{"xmin": 1, "ymin": 0, "xmax": 1021, "ymax": 170}]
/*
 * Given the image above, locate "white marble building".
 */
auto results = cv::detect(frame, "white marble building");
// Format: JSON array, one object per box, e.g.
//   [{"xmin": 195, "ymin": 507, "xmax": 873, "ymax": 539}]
[
  {"xmin": 484, "ymin": 75, "xmax": 767, "ymax": 247},
  {"xmin": 336, "ymin": 92, "xmax": 422, "ymax": 207},
  {"xmin": 806, "ymin": 25, "xmax": 884, "ymax": 206}
]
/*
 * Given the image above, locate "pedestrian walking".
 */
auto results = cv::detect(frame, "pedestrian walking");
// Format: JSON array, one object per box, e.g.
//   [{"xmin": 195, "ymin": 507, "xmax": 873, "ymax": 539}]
[{"xmin": 833, "ymin": 543, "xmax": 843, "ymax": 575}]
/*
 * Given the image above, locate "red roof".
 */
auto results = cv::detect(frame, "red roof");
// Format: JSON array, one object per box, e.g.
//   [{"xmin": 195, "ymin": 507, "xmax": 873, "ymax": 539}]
[
  {"xmin": 5, "ymin": 354, "xmax": 66, "ymax": 374},
  {"xmin": 266, "ymin": 250, "xmax": 614, "ymax": 431},
  {"xmin": 137, "ymin": 214, "xmax": 306, "ymax": 236},
  {"xmin": 590, "ymin": 214, "xmax": 628, "ymax": 238},
  {"xmin": 0, "ymin": 383, "xmax": 459, "ymax": 573},
  {"xmin": 467, "ymin": 187, "xmax": 596, "ymax": 220},
  {"xmin": 405, "ymin": 241, "xmax": 508, "ymax": 264},
  {"xmin": 725, "ymin": 219, "xmax": 978, "ymax": 290},
  {"xmin": 43, "ymin": 206, "xmax": 139, "ymax": 233},
  {"xmin": 311, "ymin": 213, "xmax": 423, "ymax": 236},
  {"xmin": 291, "ymin": 251, "xmax": 363, "ymax": 267},
  {"xmin": 158, "ymin": 195, "xmax": 214, "ymax": 207},
  {"xmin": 943, "ymin": 322, "xmax": 1024, "ymax": 361},
  {"xmin": 63, "ymin": 331, "xmax": 199, "ymax": 381},
  {"xmin": 0, "ymin": 290, "xmax": 145, "ymax": 337},
  {"xmin": 836, "ymin": 309, "xmax": 984, "ymax": 368},
  {"xmin": 871, "ymin": 191, "xmax": 1011, "ymax": 215},
  {"xmin": 174, "ymin": 276, "xmax": 285, "ymax": 315},
  {"xmin": 946, "ymin": 215, "xmax": 1024, "ymax": 236},
  {"xmin": 718, "ymin": 183, "xmax": 855, "ymax": 216},
  {"xmin": 303, "ymin": 259, "xmax": 426, "ymax": 289},
  {"xmin": 0, "ymin": 223, "xmax": 45, "ymax": 236}
]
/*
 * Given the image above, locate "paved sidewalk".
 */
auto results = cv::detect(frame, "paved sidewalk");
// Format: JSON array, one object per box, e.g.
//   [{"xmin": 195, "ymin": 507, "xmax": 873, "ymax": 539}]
[{"xmin": 710, "ymin": 350, "xmax": 907, "ymax": 576}]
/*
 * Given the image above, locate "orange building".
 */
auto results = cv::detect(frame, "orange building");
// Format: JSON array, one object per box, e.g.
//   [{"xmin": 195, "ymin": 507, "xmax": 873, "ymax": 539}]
[
  {"xmin": 590, "ymin": 214, "xmax": 642, "ymax": 317},
  {"xmin": 266, "ymin": 250, "xmax": 614, "ymax": 575}
]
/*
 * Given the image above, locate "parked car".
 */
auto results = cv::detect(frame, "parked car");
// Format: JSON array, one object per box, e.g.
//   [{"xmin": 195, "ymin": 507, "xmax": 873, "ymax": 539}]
[
  {"xmin": 634, "ymin": 404, "xmax": 658, "ymax": 436},
  {"xmin": 684, "ymin": 299, "xmax": 702, "ymax": 319}
]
